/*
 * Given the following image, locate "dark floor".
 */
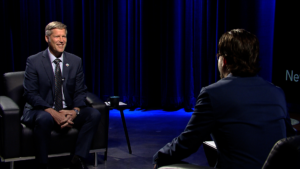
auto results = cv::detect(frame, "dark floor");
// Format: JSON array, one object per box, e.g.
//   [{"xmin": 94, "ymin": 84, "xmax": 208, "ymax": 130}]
[{"xmin": 0, "ymin": 108, "xmax": 210, "ymax": 169}]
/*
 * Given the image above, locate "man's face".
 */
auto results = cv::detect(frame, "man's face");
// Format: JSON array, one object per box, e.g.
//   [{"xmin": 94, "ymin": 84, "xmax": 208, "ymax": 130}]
[{"xmin": 45, "ymin": 28, "xmax": 67, "ymax": 57}]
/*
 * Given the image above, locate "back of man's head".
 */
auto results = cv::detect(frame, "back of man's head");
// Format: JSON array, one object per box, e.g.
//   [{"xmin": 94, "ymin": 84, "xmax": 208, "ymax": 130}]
[{"xmin": 217, "ymin": 29, "xmax": 260, "ymax": 77}]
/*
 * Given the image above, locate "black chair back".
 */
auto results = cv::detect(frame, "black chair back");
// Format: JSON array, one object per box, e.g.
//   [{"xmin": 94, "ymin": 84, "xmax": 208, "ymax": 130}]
[
  {"xmin": 3, "ymin": 71, "xmax": 26, "ymax": 113},
  {"xmin": 262, "ymin": 135, "xmax": 300, "ymax": 169}
]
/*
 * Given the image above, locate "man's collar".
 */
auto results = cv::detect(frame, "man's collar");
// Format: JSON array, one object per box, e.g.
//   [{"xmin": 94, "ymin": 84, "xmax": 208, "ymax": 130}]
[
  {"xmin": 225, "ymin": 73, "xmax": 259, "ymax": 78},
  {"xmin": 47, "ymin": 47, "xmax": 64, "ymax": 63}
]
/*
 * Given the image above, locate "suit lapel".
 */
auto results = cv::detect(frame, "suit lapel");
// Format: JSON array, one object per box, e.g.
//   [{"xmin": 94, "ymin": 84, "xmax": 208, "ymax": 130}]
[
  {"xmin": 41, "ymin": 50, "xmax": 55, "ymax": 95},
  {"xmin": 62, "ymin": 52, "xmax": 69, "ymax": 88}
]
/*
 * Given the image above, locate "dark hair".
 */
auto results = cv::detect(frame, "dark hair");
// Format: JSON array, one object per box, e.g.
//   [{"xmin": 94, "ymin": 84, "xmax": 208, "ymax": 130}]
[{"xmin": 217, "ymin": 29, "xmax": 260, "ymax": 77}]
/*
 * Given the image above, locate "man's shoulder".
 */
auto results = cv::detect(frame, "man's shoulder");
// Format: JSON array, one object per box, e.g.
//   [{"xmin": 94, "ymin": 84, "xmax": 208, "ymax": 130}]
[
  {"xmin": 204, "ymin": 75, "xmax": 278, "ymax": 92},
  {"xmin": 27, "ymin": 50, "xmax": 81, "ymax": 61},
  {"xmin": 64, "ymin": 51, "xmax": 81, "ymax": 60},
  {"xmin": 27, "ymin": 50, "xmax": 46, "ymax": 60},
  {"xmin": 63, "ymin": 51, "xmax": 83, "ymax": 66},
  {"xmin": 203, "ymin": 76, "xmax": 237, "ymax": 91}
]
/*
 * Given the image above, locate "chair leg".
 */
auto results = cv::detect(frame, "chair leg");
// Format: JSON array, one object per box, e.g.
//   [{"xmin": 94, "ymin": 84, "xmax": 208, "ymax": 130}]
[
  {"xmin": 104, "ymin": 147, "xmax": 108, "ymax": 161},
  {"xmin": 10, "ymin": 161, "xmax": 14, "ymax": 169},
  {"xmin": 94, "ymin": 152, "xmax": 98, "ymax": 167}
]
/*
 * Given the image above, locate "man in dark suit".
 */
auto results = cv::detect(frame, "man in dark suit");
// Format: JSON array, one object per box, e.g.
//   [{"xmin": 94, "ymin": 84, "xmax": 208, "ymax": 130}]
[
  {"xmin": 153, "ymin": 29, "xmax": 296, "ymax": 169},
  {"xmin": 21, "ymin": 21, "xmax": 101, "ymax": 169}
]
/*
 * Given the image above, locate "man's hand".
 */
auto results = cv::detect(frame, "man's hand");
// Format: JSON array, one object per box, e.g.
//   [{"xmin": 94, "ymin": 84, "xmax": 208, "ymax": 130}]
[
  {"xmin": 59, "ymin": 109, "xmax": 77, "ymax": 128},
  {"xmin": 45, "ymin": 108, "xmax": 80, "ymax": 129},
  {"xmin": 45, "ymin": 108, "xmax": 71, "ymax": 126}
]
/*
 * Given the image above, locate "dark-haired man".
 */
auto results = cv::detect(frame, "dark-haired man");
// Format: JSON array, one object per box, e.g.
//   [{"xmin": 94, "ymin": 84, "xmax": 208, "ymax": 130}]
[
  {"xmin": 153, "ymin": 29, "xmax": 295, "ymax": 169},
  {"xmin": 22, "ymin": 21, "xmax": 101, "ymax": 169}
]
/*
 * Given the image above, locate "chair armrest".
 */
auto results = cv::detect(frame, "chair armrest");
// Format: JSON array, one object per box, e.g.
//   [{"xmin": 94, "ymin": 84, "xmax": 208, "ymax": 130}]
[
  {"xmin": 86, "ymin": 92, "xmax": 109, "ymax": 150},
  {"xmin": 86, "ymin": 92, "xmax": 106, "ymax": 110},
  {"xmin": 0, "ymin": 96, "xmax": 21, "ymax": 159},
  {"xmin": 203, "ymin": 141, "xmax": 218, "ymax": 167}
]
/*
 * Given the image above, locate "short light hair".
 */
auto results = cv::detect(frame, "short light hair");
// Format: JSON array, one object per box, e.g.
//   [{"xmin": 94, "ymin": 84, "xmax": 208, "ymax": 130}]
[{"xmin": 45, "ymin": 21, "xmax": 67, "ymax": 36}]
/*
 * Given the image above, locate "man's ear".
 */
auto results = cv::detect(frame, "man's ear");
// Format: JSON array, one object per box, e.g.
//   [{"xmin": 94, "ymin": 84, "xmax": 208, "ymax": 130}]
[
  {"xmin": 45, "ymin": 36, "xmax": 49, "ymax": 43},
  {"xmin": 223, "ymin": 58, "xmax": 227, "ymax": 66}
]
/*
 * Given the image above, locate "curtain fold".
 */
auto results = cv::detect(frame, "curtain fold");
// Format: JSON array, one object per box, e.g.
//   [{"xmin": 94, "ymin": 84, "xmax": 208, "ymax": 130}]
[{"xmin": 0, "ymin": 0, "xmax": 276, "ymax": 109}]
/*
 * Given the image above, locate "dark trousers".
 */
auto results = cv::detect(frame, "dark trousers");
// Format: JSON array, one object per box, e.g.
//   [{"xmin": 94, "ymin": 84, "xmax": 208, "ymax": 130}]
[{"xmin": 21, "ymin": 107, "xmax": 101, "ymax": 164}]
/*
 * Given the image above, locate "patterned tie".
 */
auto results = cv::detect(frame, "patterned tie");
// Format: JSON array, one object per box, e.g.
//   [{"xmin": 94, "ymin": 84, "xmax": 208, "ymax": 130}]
[{"xmin": 54, "ymin": 59, "xmax": 63, "ymax": 111}]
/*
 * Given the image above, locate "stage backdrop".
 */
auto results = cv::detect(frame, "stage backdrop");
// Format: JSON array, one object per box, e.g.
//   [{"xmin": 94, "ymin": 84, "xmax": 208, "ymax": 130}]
[{"xmin": 1, "ymin": 0, "xmax": 275, "ymax": 109}]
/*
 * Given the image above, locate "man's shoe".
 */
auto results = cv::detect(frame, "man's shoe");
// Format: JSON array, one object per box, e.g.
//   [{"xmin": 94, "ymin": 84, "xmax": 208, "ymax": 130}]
[{"xmin": 70, "ymin": 155, "xmax": 88, "ymax": 169}]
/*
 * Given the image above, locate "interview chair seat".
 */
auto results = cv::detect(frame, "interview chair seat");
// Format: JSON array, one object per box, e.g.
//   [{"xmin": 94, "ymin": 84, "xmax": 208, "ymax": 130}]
[
  {"xmin": 20, "ymin": 123, "xmax": 79, "ymax": 156},
  {"xmin": 158, "ymin": 163, "xmax": 214, "ymax": 169}
]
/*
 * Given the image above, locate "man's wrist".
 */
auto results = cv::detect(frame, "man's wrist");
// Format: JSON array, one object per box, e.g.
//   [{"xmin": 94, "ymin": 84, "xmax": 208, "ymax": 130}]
[{"xmin": 73, "ymin": 108, "xmax": 80, "ymax": 115}]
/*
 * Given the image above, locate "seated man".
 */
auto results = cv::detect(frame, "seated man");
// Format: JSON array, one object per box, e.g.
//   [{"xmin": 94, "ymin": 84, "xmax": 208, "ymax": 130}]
[
  {"xmin": 21, "ymin": 21, "xmax": 101, "ymax": 169},
  {"xmin": 153, "ymin": 29, "xmax": 296, "ymax": 169}
]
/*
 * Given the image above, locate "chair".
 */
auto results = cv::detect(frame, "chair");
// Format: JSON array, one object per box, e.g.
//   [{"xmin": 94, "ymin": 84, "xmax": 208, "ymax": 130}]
[
  {"xmin": 262, "ymin": 135, "xmax": 300, "ymax": 169},
  {"xmin": 159, "ymin": 135, "xmax": 300, "ymax": 169},
  {"xmin": 0, "ymin": 71, "xmax": 109, "ymax": 169},
  {"xmin": 157, "ymin": 161, "xmax": 214, "ymax": 169},
  {"xmin": 203, "ymin": 135, "xmax": 300, "ymax": 169},
  {"xmin": 158, "ymin": 163, "xmax": 214, "ymax": 169}
]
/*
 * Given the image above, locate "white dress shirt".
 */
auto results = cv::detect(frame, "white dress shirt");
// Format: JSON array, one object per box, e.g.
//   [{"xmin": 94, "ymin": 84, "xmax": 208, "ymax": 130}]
[{"xmin": 48, "ymin": 48, "xmax": 67, "ymax": 109}]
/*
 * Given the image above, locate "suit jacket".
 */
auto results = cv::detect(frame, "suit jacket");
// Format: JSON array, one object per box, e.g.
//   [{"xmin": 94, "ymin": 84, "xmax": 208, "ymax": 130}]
[
  {"xmin": 153, "ymin": 74, "xmax": 295, "ymax": 169},
  {"xmin": 23, "ymin": 49, "xmax": 87, "ymax": 111}
]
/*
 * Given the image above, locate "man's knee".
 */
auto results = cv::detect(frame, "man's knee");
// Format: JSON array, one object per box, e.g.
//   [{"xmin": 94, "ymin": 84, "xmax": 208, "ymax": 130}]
[
  {"xmin": 83, "ymin": 107, "xmax": 101, "ymax": 123},
  {"xmin": 90, "ymin": 108, "xmax": 101, "ymax": 122},
  {"xmin": 35, "ymin": 111, "xmax": 54, "ymax": 128}
]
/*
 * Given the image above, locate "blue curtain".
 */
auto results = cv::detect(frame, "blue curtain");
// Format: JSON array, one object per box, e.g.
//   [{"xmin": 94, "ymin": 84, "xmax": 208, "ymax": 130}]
[{"xmin": 0, "ymin": 0, "xmax": 276, "ymax": 109}]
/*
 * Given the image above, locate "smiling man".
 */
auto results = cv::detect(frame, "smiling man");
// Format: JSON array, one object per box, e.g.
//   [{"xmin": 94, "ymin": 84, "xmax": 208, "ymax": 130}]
[
  {"xmin": 21, "ymin": 21, "xmax": 101, "ymax": 169},
  {"xmin": 46, "ymin": 27, "xmax": 67, "ymax": 57}
]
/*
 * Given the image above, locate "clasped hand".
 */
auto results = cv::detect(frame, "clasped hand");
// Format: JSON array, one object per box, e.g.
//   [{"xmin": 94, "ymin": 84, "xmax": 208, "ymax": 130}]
[
  {"xmin": 58, "ymin": 109, "xmax": 77, "ymax": 128},
  {"xmin": 45, "ymin": 108, "xmax": 77, "ymax": 129}
]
